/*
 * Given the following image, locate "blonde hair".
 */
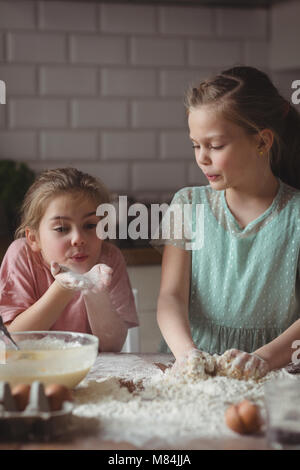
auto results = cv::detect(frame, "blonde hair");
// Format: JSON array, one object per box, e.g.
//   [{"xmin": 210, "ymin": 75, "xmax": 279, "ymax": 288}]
[
  {"xmin": 15, "ymin": 167, "xmax": 111, "ymax": 239},
  {"xmin": 185, "ymin": 66, "xmax": 300, "ymax": 189}
]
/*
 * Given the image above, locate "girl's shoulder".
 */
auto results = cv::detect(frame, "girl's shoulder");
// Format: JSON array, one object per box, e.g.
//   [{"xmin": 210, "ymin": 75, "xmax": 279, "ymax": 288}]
[
  {"xmin": 172, "ymin": 185, "xmax": 212, "ymax": 205},
  {"xmin": 1, "ymin": 238, "xmax": 43, "ymax": 275},
  {"xmin": 281, "ymin": 181, "xmax": 300, "ymax": 211},
  {"xmin": 4, "ymin": 238, "xmax": 30, "ymax": 261}
]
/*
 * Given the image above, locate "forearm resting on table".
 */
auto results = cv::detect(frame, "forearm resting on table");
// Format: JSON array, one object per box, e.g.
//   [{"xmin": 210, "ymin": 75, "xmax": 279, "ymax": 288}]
[
  {"xmin": 84, "ymin": 291, "xmax": 128, "ymax": 352},
  {"xmin": 255, "ymin": 318, "xmax": 300, "ymax": 370},
  {"xmin": 6, "ymin": 281, "xmax": 76, "ymax": 332},
  {"xmin": 157, "ymin": 293, "xmax": 195, "ymax": 360}
]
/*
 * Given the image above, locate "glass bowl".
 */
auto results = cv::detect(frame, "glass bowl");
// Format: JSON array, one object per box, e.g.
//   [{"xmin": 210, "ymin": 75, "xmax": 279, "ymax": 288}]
[{"xmin": 0, "ymin": 331, "xmax": 99, "ymax": 389}]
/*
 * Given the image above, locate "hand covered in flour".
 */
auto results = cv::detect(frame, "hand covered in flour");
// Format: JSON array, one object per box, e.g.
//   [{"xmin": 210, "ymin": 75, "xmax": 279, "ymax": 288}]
[
  {"xmin": 169, "ymin": 348, "xmax": 216, "ymax": 381},
  {"xmin": 218, "ymin": 349, "xmax": 270, "ymax": 380},
  {"xmin": 51, "ymin": 261, "xmax": 112, "ymax": 294}
]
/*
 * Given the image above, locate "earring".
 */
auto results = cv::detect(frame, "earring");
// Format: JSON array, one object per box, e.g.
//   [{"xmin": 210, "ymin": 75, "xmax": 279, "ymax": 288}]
[{"xmin": 259, "ymin": 151, "xmax": 263, "ymax": 156}]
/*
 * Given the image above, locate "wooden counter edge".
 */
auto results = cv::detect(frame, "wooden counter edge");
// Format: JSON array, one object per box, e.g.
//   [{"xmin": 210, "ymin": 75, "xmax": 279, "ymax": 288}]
[{"xmin": 121, "ymin": 247, "xmax": 161, "ymax": 266}]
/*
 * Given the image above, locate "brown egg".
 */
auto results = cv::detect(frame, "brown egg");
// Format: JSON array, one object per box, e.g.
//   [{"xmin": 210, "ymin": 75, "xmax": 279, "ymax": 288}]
[
  {"xmin": 225, "ymin": 400, "xmax": 262, "ymax": 435},
  {"xmin": 45, "ymin": 384, "xmax": 73, "ymax": 411},
  {"xmin": 238, "ymin": 399, "xmax": 261, "ymax": 433},
  {"xmin": 12, "ymin": 384, "xmax": 31, "ymax": 411},
  {"xmin": 225, "ymin": 404, "xmax": 246, "ymax": 434}
]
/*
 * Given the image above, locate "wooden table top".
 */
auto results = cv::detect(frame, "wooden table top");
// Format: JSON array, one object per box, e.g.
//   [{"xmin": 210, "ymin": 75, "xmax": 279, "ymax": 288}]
[{"xmin": 0, "ymin": 353, "xmax": 275, "ymax": 451}]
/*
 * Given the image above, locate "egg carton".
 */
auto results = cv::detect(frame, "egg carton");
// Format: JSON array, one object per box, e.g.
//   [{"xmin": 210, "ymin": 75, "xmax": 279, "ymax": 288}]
[{"xmin": 0, "ymin": 381, "xmax": 73, "ymax": 441}]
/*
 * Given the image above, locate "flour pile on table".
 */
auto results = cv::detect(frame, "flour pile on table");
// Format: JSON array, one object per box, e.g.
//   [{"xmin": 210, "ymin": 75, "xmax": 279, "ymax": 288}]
[{"xmin": 72, "ymin": 353, "xmax": 293, "ymax": 448}]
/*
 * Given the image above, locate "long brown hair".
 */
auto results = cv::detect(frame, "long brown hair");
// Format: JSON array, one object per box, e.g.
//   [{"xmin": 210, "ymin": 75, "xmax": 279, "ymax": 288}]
[
  {"xmin": 185, "ymin": 66, "xmax": 300, "ymax": 189},
  {"xmin": 15, "ymin": 167, "xmax": 111, "ymax": 239}
]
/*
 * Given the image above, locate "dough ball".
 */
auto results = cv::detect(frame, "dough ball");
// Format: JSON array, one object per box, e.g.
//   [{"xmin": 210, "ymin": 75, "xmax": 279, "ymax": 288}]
[
  {"xmin": 216, "ymin": 352, "xmax": 245, "ymax": 380},
  {"xmin": 165, "ymin": 349, "xmax": 217, "ymax": 383},
  {"xmin": 216, "ymin": 351, "xmax": 262, "ymax": 381}
]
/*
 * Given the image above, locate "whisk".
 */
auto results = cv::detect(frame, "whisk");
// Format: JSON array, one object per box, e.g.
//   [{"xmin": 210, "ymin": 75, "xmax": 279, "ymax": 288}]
[{"xmin": 0, "ymin": 316, "xmax": 20, "ymax": 350}]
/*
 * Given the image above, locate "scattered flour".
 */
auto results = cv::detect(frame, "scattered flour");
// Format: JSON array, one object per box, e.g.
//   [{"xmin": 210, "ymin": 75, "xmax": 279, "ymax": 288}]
[{"xmin": 71, "ymin": 353, "xmax": 299, "ymax": 448}]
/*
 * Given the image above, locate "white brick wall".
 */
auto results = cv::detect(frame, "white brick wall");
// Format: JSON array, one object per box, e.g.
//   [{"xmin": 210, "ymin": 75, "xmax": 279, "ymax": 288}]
[
  {"xmin": 243, "ymin": 40, "xmax": 269, "ymax": 69},
  {"xmin": 270, "ymin": 0, "xmax": 300, "ymax": 70},
  {"xmin": 40, "ymin": 66, "xmax": 98, "ymax": 96},
  {"xmin": 0, "ymin": 106, "xmax": 5, "ymax": 128},
  {"xmin": 0, "ymin": 130, "xmax": 37, "ymax": 160},
  {"xmin": 132, "ymin": 100, "xmax": 185, "ymax": 130},
  {"xmin": 0, "ymin": 0, "xmax": 289, "ymax": 201},
  {"xmin": 0, "ymin": 33, "xmax": 4, "ymax": 61},
  {"xmin": 131, "ymin": 37, "xmax": 185, "ymax": 66},
  {"xmin": 0, "ymin": 65, "xmax": 36, "ymax": 95},
  {"xmin": 102, "ymin": 131, "xmax": 156, "ymax": 160},
  {"xmin": 215, "ymin": 8, "xmax": 268, "ymax": 39},
  {"xmin": 7, "ymin": 32, "xmax": 67, "ymax": 63},
  {"xmin": 72, "ymin": 99, "xmax": 128, "ymax": 128},
  {"xmin": 101, "ymin": 4, "xmax": 156, "ymax": 34},
  {"xmin": 0, "ymin": 1, "xmax": 36, "ymax": 30},
  {"xmin": 38, "ymin": 1, "xmax": 97, "ymax": 32},
  {"xmin": 70, "ymin": 35, "xmax": 127, "ymax": 65},
  {"xmin": 188, "ymin": 160, "xmax": 208, "ymax": 186},
  {"xmin": 40, "ymin": 130, "xmax": 98, "ymax": 160},
  {"xmin": 9, "ymin": 98, "xmax": 68, "ymax": 128},
  {"xmin": 160, "ymin": 131, "xmax": 191, "ymax": 160},
  {"xmin": 131, "ymin": 162, "xmax": 186, "ymax": 191},
  {"xmin": 159, "ymin": 68, "xmax": 212, "ymax": 97},
  {"xmin": 188, "ymin": 39, "xmax": 241, "ymax": 67},
  {"xmin": 158, "ymin": 6, "xmax": 213, "ymax": 36},
  {"xmin": 101, "ymin": 68, "xmax": 156, "ymax": 97}
]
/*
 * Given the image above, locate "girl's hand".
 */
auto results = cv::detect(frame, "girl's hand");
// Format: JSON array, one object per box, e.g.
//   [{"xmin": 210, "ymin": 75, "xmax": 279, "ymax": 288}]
[
  {"xmin": 84, "ymin": 263, "xmax": 112, "ymax": 294},
  {"xmin": 169, "ymin": 348, "xmax": 216, "ymax": 379},
  {"xmin": 218, "ymin": 349, "xmax": 270, "ymax": 380},
  {"xmin": 51, "ymin": 262, "xmax": 112, "ymax": 293},
  {"xmin": 171, "ymin": 348, "xmax": 199, "ymax": 373}
]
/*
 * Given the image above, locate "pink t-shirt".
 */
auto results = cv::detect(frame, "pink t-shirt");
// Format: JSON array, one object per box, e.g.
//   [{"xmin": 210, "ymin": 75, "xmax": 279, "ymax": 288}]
[{"xmin": 0, "ymin": 238, "xmax": 138, "ymax": 333}]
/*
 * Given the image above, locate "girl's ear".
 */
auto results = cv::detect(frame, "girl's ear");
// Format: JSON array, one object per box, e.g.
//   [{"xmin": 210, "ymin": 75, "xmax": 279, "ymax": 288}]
[
  {"xmin": 25, "ymin": 227, "xmax": 41, "ymax": 252},
  {"xmin": 257, "ymin": 129, "xmax": 274, "ymax": 153}
]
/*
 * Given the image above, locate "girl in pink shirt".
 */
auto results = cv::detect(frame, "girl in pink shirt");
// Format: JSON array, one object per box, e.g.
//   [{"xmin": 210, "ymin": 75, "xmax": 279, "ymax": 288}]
[{"xmin": 0, "ymin": 167, "xmax": 138, "ymax": 352}]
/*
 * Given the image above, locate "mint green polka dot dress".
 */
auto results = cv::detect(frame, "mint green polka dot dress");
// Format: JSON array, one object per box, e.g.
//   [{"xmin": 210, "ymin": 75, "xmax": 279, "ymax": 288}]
[{"xmin": 154, "ymin": 180, "xmax": 300, "ymax": 355}]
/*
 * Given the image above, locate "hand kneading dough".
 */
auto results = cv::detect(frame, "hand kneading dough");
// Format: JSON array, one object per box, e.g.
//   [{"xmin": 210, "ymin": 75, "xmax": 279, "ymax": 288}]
[
  {"xmin": 165, "ymin": 350, "xmax": 218, "ymax": 383},
  {"xmin": 166, "ymin": 350, "xmax": 263, "ymax": 382},
  {"xmin": 216, "ymin": 352, "xmax": 246, "ymax": 380},
  {"xmin": 216, "ymin": 351, "xmax": 262, "ymax": 381}
]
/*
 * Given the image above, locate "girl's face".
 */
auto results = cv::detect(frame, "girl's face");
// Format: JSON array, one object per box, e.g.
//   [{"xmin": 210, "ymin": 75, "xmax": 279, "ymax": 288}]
[
  {"xmin": 28, "ymin": 193, "xmax": 102, "ymax": 274},
  {"xmin": 188, "ymin": 106, "xmax": 262, "ymax": 191}
]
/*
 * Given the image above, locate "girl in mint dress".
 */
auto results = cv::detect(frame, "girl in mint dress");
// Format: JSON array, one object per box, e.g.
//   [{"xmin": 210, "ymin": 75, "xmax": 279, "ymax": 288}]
[{"xmin": 155, "ymin": 66, "xmax": 300, "ymax": 379}]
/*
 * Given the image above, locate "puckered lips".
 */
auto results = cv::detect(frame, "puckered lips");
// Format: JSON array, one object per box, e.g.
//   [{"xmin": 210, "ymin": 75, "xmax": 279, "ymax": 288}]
[{"xmin": 70, "ymin": 252, "xmax": 89, "ymax": 263}]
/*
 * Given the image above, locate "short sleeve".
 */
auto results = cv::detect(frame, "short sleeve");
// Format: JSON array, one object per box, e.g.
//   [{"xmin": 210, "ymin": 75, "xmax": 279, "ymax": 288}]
[
  {"xmin": 151, "ymin": 187, "xmax": 203, "ymax": 252},
  {"xmin": 0, "ymin": 240, "xmax": 38, "ymax": 324},
  {"xmin": 102, "ymin": 243, "xmax": 139, "ymax": 328}
]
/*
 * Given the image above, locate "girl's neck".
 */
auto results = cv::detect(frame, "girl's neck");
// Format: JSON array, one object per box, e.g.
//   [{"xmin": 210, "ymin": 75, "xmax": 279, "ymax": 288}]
[
  {"xmin": 224, "ymin": 174, "xmax": 280, "ymax": 229},
  {"xmin": 225, "ymin": 174, "xmax": 279, "ymax": 206}
]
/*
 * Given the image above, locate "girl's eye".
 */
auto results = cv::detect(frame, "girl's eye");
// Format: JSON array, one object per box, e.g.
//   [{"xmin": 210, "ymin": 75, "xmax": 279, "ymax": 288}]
[
  {"xmin": 53, "ymin": 226, "xmax": 68, "ymax": 233},
  {"xmin": 192, "ymin": 144, "xmax": 224, "ymax": 150},
  {"xmin": 85, "ymin": 223, "xmax": 97, "ymax": 230},
  {"xmin": 211, "ymin": 145, "xmax": 224, "ymax": 150}
]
